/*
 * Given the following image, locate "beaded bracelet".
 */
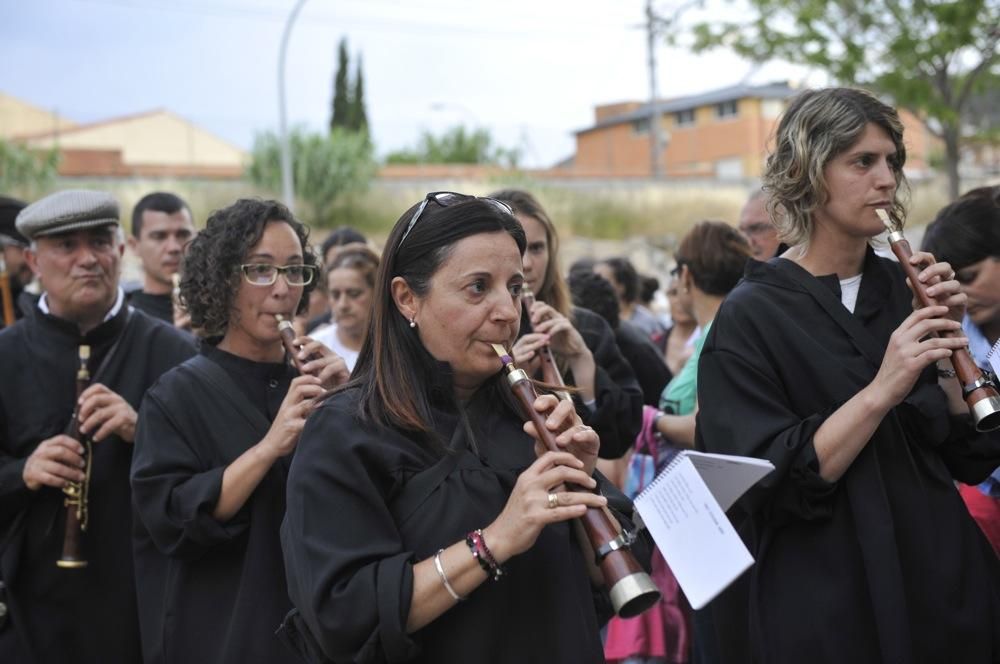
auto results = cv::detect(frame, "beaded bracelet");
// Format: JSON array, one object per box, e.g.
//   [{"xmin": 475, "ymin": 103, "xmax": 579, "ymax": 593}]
[
  {"xmin": 465, "ymin": 529, "xmax": 505, "ymax": 581},
  {"xmin": 433, "ymin": 549, "xmax": 465, "ymax": 601}
]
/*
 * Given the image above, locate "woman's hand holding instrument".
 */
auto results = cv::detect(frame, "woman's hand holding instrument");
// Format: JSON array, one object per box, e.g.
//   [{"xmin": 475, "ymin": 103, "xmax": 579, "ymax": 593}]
[
  {"xmin": 878, "ymin": 209, "xmax": 1000, "ymax": 431},
  {"xmin": 492, "ymin": 344, "xmax": 660, "ymax": 618}
]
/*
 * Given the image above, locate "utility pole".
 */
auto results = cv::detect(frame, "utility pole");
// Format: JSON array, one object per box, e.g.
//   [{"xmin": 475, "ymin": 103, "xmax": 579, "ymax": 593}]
[
  {"xmin": 278, "ymin": 0, "xmax": 309, "ymax": 214},
  {"xmin": 646, "ymin": 0, "xmax": 665, "ymax": 179}
]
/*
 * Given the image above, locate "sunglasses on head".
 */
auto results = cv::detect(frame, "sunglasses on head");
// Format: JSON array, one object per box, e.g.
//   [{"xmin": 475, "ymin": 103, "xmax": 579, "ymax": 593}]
[{"xmin": 398, "ymin": 191, "xmax": 514, "ymax": 247}]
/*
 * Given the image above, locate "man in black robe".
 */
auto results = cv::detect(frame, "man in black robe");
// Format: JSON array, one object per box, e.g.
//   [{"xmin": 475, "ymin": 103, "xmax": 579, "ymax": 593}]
[
  {"xmin": 126, "ymin": 191, "xmax": 195, "ymax": 325},
  {"xmin": 0, "ymin": 190, "xmax": 196, "ymax": 663}
]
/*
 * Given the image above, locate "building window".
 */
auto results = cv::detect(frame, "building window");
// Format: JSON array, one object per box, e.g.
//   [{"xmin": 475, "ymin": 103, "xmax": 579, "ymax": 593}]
[
  {"xmin": 675, "ymin": 109, "xmax": 695, "ymax": 126},
  {"xmin": 632, "ymin": 117, "xmax": 650, "ymax": 134},
  {"xmin": 716, "ymin": 100, "xmax": 739, "ymax": 119}
]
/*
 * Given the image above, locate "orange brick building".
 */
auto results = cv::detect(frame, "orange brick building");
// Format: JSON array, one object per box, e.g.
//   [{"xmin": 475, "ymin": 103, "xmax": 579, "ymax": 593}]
[{"xmin": 568, "ymin": 82, "xmax": 938, "ymax": 179}]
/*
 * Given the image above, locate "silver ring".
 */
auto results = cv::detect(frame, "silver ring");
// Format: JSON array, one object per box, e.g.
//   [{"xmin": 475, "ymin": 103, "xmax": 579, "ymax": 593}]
[{"xmin": 547, "ymin": 492, "xmax": 559, "ymax": 509}]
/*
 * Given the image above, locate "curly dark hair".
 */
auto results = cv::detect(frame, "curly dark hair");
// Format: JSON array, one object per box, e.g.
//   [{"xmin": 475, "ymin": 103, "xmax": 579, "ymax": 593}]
[{"xmin": 180, "ymin": 198, "xmax": 318, "ymax": 337}]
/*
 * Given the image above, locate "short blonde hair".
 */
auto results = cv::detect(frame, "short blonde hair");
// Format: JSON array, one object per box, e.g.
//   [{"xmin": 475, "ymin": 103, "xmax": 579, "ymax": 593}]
[{"xmin": 763, "ymin": 87, "xmax": 908, "ymax": 246}]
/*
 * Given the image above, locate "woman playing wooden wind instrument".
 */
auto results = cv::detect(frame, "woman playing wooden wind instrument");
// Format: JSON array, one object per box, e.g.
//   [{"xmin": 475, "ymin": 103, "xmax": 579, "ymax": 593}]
[
  {"xmin": 131, "ymin": 199, "xmax": 349, "ymax": 664},
  {"xmin": 696, "ymin": 87, "xmax": 1000, "ymax": 663},
  {"xmin": 280, "ymin": 192, "xmax": 653, "ymax": 663}
]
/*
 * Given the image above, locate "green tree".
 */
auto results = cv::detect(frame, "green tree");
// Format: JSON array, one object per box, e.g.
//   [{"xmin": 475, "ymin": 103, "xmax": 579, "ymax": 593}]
[
  {"xmin": 385, "ymin": 125, "xmax": 521, "ymax": 167},
  {"xmin": 248, "ymin": 127, "xmax": 377, "ymax": 225},
  {"xmin": 330, "ymin": 38, "xmax": 351, "ymax": 132},
  {"xmin": 349, "ymin": 54, "xmax": 369, "ymax": 134},
  {"xmin": 688, "ymin": 0, "xmax": 1000, "ymax": 199},
  {"xmin": 0, "ymin": 139, "xmax": 60, "ymax": 196}
]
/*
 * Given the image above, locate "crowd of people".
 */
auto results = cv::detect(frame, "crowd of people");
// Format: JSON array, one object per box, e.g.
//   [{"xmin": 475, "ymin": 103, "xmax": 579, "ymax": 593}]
[{"xmin": 0, "ymin": 86, "xmax": 998, "ymax": 664}]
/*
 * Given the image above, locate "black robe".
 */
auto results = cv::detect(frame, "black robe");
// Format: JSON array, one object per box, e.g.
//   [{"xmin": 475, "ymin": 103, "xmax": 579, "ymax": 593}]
[
  {"xmin": 131, "ymin": 344, "xmax": 299, "ymax": 664},
  {"xmin": 696, "ymin": 249, "xmax": 1000, "ymax": 663},
  {"xmin": 280, "ymin": 369, "xmax": 650, "ymax": 663},
  {"xmin": 127, "ymin": 290, "xmax": 174, "ymax": 325},
  {"xmin": 519, "ymin": 305, "xmax": 644, "ymax": 459},
  {"xmin": 615, "ymin": 319, "xmax": 672, "ymax": 406},
  {"xmin": 0, "ymin": 303, "xmax": 195, "ymax": 664}
]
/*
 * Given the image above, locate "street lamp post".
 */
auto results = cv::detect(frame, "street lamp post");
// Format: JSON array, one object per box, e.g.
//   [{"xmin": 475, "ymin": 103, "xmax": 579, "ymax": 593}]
[{"xmin": 278, "ymin": 0, "xmax": 309, "ymax": 213}]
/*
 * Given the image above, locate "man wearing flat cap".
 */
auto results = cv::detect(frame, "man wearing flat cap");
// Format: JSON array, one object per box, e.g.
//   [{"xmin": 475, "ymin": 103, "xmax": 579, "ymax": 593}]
[
  {"xmin": 0, "ymin": 196, "xmax": 34, "ymax": 329},
  {"xmin": 0, "ymin": 190, "xmax": 195, "ymax": 664}
]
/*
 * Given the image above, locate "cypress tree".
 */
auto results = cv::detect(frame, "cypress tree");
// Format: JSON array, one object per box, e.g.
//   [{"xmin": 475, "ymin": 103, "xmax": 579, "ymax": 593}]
[
  {"xmin": 350, "ymin": 54, "xmax": 368, "ymax": 134},
  {"xmin": 330, "ymin": 38, "xmax": 350, "ymax": 132}
]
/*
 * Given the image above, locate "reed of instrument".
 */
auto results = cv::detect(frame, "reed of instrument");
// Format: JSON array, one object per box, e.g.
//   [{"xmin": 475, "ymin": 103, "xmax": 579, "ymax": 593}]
[
  {"xmin": 878, "ymin": 209, "xmax": 1000, "ymax": 432},
  {"xmin": 275, "ymin": 314, "xmax": 320, "ymax": 374},
  {"xmin": 521, "ymin": 287, "xmax": 571, "ymax": 401},
  {"xmin": 58, "ymin": 345, "xmax": 93, "ymax": 569},
  {"xmin": 491, "ymin": 344, "xmax": 660, "ymax": 617},
  {"xmin": 0, "ymin": 256, "xmax": 15, "ymax": 327}
]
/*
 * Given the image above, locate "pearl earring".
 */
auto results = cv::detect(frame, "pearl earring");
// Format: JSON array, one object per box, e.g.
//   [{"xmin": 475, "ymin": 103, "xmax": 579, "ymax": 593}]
[{"xmin": 409, "ymin": 318, "xmax": 417, "ymax": 328}]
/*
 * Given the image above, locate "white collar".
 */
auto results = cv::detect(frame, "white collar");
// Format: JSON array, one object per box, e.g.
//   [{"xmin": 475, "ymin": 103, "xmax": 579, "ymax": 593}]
[{"xmin": 38, "ymin": 287, "xmax": 125, "ymax": 323}]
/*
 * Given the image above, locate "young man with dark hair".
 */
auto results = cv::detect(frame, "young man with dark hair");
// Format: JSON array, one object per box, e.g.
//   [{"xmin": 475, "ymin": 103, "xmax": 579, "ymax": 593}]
[{"xmin": 127, "ymin": 192, "xmax": 195, "ymax": 324}]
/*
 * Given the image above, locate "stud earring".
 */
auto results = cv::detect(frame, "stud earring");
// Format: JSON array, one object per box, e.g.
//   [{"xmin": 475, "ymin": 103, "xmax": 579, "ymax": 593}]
[{"xmin": 409, "ymin": 318, "xmax": 417, "ymax": 329}]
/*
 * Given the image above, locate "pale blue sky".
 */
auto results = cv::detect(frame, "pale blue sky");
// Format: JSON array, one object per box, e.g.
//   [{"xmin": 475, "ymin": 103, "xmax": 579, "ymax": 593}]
[{"xmin": 2, "ymin": 0, "xmax": 813, "ymax": 167}]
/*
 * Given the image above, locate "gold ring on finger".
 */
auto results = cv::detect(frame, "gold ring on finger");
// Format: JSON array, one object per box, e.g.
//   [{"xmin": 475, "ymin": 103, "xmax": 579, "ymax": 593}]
[{"xmin": 547, "ymin": 492, "xmax": 559, "ymax": 509}]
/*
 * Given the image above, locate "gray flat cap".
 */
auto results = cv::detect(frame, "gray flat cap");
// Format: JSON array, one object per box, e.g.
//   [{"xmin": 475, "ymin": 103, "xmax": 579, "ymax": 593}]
[{"xmin": 16, "ymin": 190, "xmax": 119, "ymax": 240}]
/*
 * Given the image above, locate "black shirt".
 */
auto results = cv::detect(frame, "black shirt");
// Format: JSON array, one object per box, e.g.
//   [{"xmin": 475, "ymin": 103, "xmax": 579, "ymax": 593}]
[
  {"xmin": 281, "ymin": 368, "xmax": 649, "ymax": 663},
  {"xmin": 696, "ymin": 249, "xmax": 1000, "ymax": 663},
  {"xmin": 128, "ymin": 290, "xmax": 174, "ymax": 324},
  {"xmin": 131, "ymin": 343, "xmax": 297, "ymax": 664}
]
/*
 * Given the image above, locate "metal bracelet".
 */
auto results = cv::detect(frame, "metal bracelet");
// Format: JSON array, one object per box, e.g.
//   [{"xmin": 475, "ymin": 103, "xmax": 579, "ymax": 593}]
[{"xmin": 433, "ymin": 549, "xmax": 465, "ymax": 602}]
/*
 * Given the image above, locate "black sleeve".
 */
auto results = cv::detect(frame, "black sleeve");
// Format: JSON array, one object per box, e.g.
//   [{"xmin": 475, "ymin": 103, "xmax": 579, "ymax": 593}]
[
  {"xmin": 131, "ymin": 390, "xmax": 249, "ymax": 561},
  {"xmin": 898, "ymin": 374, "xmax": 1000, "ymax": 484},
  {"xmin": 574, "ymin": 309, "xmax": 644, "ymax": 460},
  {"xmin": 696, "ymin": 346, "xmax": 839, "ymax": 527},
  {"xmin": 0, "ymin": 401, "xmax": 30, "ymax": 528},
  {"xmin": 281, "ymin": 400, "xmax": 420, "ymax": 664}
]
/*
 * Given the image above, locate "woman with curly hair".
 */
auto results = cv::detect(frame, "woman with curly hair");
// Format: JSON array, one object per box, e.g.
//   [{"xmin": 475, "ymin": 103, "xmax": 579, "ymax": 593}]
[
  {"xmin": 696, "ymin": 88, "xmax": 1000, "ymax": 662},
  {"xmin": 130, "ymin": 198, "xmax": 350, "ymax": 664}
]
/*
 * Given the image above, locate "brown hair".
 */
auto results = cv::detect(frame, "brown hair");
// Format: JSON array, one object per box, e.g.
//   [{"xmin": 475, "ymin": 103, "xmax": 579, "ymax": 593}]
[
  {"xmin": 349, "ymin": 194, "xmax": 526, "ymax": 439},
  {"xmin": 763, "ymin": 87, "xmax": 908, "ymax": 245},
  {"xmin": 488, "ymin": 189, "xmax": 573, "ymax": 318},
  {"xmin": 675, "ymin": 221, "xmax": 751, "ymax": 296}
]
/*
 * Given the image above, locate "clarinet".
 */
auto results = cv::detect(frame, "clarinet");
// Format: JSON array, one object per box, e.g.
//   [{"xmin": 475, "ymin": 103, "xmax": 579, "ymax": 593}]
[
  {"xmin": 491, "ymin": 344, "xmax": 661, "ymax": 618},
  {"xmin": 878, "ymin": 209, "xmax": 1000, "ymax": 431},
  {"xmin": 520, "ymin": 287, "xmax": 571, "ymax": 402},
  {"xmin": 58, "ymin": 345, "xmax": 93, "ymax": 569}
]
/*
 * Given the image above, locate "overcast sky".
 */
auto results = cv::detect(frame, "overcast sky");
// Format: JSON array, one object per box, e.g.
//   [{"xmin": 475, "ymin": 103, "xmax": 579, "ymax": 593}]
[{"xmin": 2, "ymin": 0, "xmax": 819, "ymax": 167}]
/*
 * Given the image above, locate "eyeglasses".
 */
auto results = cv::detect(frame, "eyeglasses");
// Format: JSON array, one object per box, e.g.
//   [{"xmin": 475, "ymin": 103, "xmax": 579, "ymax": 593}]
[
  {"xmin": 398, "ymin": 191, "xmax": 514, "ymax": 247},
  {"xmin": 739, "ymin": 223, "xmax": 774, "ymax": 238},
  {"xmin": 239, "ymin": 263, "xmax": 316, "ymax": 287}
]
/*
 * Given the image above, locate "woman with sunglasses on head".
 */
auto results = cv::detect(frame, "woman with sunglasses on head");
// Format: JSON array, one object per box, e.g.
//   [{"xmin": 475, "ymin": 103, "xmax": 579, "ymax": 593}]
[
  {"xmin": 489, "ymin": 189, "xmax": 644, "ymax": 460},
  {"xmin": 696, "ymin": 88, "xmax": 1000, "ymax": 663},
  {"xmin": 130, "ymin": 199, "xmax": 350, "ymax": 664},
  {"xmin": 280, "ymin": 192, "xmax": 650, "ymax": 664}
]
